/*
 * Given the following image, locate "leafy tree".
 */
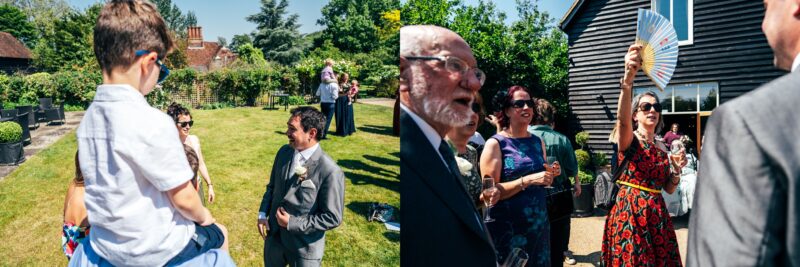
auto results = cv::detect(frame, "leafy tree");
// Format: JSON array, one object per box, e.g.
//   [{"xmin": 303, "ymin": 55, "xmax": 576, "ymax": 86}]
[
  {"xmin": 185, "ymin": 10, "xmax": 197, "ymax": 27},
  {"xmin": 229, "ymin": 33, "xmax": 252, "ymax": 54},
  {"xmin": 152, "ymin": 0, "xmax": 188, "ymax": 35},
  {"xmin": 0, "ymin": 4, "xmax": 37, "ymax": 47},
  {"xmin": 165, "ymin": 33, "xmax": 188, "ymax": 69},
  {"xmin": 316, "ymin": 0, "xmax": 399, "ymax": 54},
  {"xmin": 235, "ymin": 43, "xmax": 267, "ymax": 66},
  {"xmin": 32, "ymin": 3, "xmax": 101, "ymax": 72},
  {"xmin": 400, "ymin": 0, "xmax": 460, "ymax": 26},
  {"xmin": 246, "ymin": 0, "xmax": 302, "ymax": 65},
  {"xmin": 217, "ymin": 36, "xmax": 227, "ymax": 48}
]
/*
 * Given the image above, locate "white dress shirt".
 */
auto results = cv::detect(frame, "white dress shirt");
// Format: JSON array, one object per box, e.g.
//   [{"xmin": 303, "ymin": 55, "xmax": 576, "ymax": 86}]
[
  {"xmin": 400, "ymin": 104, "xmax": 448, "ymax": 166},
  {"xmin": 792, "ymin": 52, "xmax": 800, "ymax": 72}
]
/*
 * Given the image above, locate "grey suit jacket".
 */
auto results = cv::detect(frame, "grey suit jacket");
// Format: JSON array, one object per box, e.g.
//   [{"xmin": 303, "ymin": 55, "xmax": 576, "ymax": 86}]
[
  {"xmin": 259, "ymin": 144, "xmax": 345, "ymax": 260},
  {"xmin": 687, "ymin": 69, "xmax": 799, "ymax": 266}
]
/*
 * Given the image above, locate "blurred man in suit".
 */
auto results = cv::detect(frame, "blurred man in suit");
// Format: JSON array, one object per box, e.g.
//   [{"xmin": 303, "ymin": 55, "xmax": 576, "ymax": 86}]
[
  {"xmin": 399, "ymin": 25, "xmax": 497, "ymax": 266},
  {"xmin": 688, "ymin": 0, "xmax": 800, "ymax": 266}
]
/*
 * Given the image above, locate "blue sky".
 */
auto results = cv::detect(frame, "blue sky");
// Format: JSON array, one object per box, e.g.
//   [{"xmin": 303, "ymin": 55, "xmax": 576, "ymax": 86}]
[{"xmin": 66, "ymin": 0, "xmax": 573, "ymax": 42}]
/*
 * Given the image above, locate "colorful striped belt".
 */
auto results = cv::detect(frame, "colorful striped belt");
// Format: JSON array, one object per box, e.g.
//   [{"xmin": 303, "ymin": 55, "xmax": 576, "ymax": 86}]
[{"xmin": 617, "ymin": 180, "xmax": 661, "ymax": 193}]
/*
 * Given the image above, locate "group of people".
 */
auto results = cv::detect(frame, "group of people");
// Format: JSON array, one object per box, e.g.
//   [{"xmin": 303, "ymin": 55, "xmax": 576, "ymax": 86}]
[
  {"xmin": 316, "ymin": 59, "xmax": 359, "ymax": 139},
  {"xmin": 401, "ymin": 0, "xmax": 800, "ymax": 262},
  {"xmin": 62, "ymin": 1, "xmax": 345, "ymax": 266}
]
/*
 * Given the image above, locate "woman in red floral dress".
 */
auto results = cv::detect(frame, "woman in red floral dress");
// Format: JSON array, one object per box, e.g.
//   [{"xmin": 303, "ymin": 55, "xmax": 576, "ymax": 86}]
[{"xmin": 601, "ymin": 44, "xmax": 687, "ymax": 266}]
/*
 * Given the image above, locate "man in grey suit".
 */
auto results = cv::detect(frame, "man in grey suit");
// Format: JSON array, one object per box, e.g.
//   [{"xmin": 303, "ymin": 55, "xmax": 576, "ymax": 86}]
[
  {"xmin": 257, "ymin": 106, "xmax": 345, "ymax": 267},
  {"xmin": 687, "ymin": 0, "xmax": 800, "ymax": 266}
]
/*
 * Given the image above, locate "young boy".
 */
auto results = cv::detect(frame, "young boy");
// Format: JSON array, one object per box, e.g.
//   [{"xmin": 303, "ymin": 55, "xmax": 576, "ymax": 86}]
[{"xmin": 74, "ymin": 1, "xmax": 227, "ymax": 266}]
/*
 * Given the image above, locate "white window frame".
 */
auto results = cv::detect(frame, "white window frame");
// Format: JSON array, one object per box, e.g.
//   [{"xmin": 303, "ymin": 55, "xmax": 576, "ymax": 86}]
[
  {"xmin": 652, "ymin": 0, "xmax": 694, "ymax": 46},
  {"xmin": 634, "ymin": 82, "xmax": 719, "ymax": 115}
]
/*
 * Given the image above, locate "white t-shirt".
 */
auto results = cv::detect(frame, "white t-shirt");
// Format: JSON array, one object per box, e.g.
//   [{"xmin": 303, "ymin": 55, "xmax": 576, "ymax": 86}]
[{"xmin": 77, "ymin": 84, "xmax": 195, "ymax": 267}]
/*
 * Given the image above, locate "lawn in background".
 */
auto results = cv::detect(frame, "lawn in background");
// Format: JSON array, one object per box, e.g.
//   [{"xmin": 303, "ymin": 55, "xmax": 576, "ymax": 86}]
[{"xmin": 0, "ymin": 103, "xmax": 399, "ymax": 266}]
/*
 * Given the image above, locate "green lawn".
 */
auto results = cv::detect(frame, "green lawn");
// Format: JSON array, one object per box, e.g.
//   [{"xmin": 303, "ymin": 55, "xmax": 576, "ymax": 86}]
[{"xmin": 0, "ymin": 103, "xmax": 399, "ymax": 266}]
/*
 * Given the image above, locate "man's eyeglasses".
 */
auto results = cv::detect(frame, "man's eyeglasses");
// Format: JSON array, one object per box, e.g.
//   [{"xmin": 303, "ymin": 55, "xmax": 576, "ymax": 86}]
[
  {"xmin": 134, "ymin": 50, "xmax": 170, "ymax": 84},
  {"xmin": 511, "ymin": 99, "xmax": 535, "ymax": 109},
  {"xmin": 404, "ymin": 55, "xmax": 486, "ymax": 86},
  {"xmin": 177, "ymin": 120, "xmax": 194, "ymax": 128},
  {"xmin": 638, "ymin": 102, "xmax": 662, "ymax": 113}
]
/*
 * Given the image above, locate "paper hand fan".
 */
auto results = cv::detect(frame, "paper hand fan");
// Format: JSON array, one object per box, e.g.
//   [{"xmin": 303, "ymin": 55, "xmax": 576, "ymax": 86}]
[{"xmin": 635, "ymin": 8, "xmax": 679, "ymax": 91}]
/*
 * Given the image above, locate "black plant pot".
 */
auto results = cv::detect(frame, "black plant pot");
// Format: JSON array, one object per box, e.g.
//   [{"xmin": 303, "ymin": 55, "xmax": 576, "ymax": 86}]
[
  {"xmin": 0, "ymin": 140, "xmax": 25, "ymax": 165},
  {"xmin": 572, "ymin": 184, "xmax": 595, "ymax": 217}
]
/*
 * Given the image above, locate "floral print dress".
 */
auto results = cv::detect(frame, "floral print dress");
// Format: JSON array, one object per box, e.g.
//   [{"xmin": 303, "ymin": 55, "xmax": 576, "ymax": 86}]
[
  {"xmin": 601, "ymin": 138, "xmax": 682, "ymax": 266},
  {"xmin": 487, "ymin": 134, "xmax": 550, "ymax": 267}
]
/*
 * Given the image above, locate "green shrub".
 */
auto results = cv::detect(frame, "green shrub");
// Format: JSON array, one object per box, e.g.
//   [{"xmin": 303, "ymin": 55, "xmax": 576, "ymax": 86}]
[
  {"xmin": 199, "ymin": 102, "xmax": 234, "ymax": 110},
  {"xmin": 0, "ymin": 122, "xmax": 23, "ymax": 143},
  {"xmin": 278, "ymin": 95, "xmax": 306, "ymax": 106},
  {"xmin": 575, "ymin": 131, "xmax": 589, "ymax": 148},
  {"xmin": 592, "ymin": 152, "xmax": 609, "ymax": 168},
  {"xmin": 64, "ymin": 104, "xmax": 85, "ymax": 112},
  {"xmin": 570, "ymin": 170, "xmax": 596, "ymax": 184},
  {"xmin": 575, "ymin": 149, "xmax": 590, "ymax": 171}
]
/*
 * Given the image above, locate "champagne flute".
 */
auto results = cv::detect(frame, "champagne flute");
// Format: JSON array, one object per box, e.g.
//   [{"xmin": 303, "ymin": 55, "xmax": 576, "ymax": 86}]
[
  {"xmin": 502, "ymin": 247, "xmax": 529, "ymax": 267},
  {"xmin": 482, "ymin": 176, "xmax": 497, "ymax": 222},
  {"xmin": 544, "ymin": 156, "xmax": 559, "ymax": 189}
]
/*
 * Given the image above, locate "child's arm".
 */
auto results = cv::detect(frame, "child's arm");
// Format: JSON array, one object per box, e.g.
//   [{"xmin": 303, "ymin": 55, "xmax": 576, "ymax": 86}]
[{"xmin": 168, "ymin": 181, "xmax": 215, "ymax": 225}]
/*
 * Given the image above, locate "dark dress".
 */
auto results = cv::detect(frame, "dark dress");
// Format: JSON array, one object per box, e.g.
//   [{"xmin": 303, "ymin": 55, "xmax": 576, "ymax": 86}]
[
  {"xmin": 487, "ymin": 134, "xmax": 550, "ymax": 267},
  {"xmin": 601, "ymin": 139, "xmax": 682, "ymax": 266},
  {"xmin": 335, "ymin": 84, "xmax": 355, "ymax": 136}
]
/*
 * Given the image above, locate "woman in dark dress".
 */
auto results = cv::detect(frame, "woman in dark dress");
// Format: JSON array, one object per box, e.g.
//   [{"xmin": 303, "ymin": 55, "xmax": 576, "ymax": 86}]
[
  {"xmin": 480, "ymin": 86, "xmax": 557, "ymax": 266},
  {"xmin": 335, "ymin": 73, "xmax": 356, "ymax": 136}
]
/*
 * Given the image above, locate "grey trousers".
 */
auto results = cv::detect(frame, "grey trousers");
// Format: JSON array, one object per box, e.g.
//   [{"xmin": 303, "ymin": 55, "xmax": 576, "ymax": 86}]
[{"xmin": 264, "ymin": 236, "xmax": 321, "ymax": 267}]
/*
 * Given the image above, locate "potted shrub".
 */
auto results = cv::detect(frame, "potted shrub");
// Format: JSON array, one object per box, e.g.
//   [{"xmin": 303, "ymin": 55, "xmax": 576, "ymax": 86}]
[
  {"xmin": 0, "ymin": 121, "xmax": 25, "ymax": 165},
  {"xmin": 572, "ymin": 148, "xmax": 595, "ymax": 216}
]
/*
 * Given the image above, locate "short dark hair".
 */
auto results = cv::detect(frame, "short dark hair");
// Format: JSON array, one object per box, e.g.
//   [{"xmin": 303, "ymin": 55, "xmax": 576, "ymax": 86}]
[
  {"xmin": 533, "ymin": 98, "xmax": 556, "ymax": 126},
  {"xmin": 166, "ymin": 102, "xmax": 191, "ymax": 123},
  {"xmin": 492, "ymin": 85, "xmax": 535, "ymax": 129},
  {"xmin": 93, "ymin": 0, "xmax": 173, "ymax": 75},
  {"xmin": 290, "ymin": 106, "xmax": 326, "ymax": 141}
]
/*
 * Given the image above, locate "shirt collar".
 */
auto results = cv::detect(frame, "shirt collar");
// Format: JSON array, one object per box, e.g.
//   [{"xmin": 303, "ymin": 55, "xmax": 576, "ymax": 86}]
[
  {"xmin": 401, "ymin": 103, "xmax": 443, "ymax": 151},
  {"xmin": 792, "ymin": 52, "xmax": 800, "ymax": 72},
  {"xmin": 528, "ymin": 124, "xmax": 552, "ymax": 132},
  {"xmin": 296, "ymin": 143, "xmax": 320, "ymax": 162},
  {"xmin": 93, "ymin": 84, "xmax": 148, "ymax": 103}
]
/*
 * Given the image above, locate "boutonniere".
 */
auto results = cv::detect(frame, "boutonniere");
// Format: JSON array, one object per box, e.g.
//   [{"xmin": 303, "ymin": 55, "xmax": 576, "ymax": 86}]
[
  {"xmin": 294, "ymin": 165, "xmax": 308, "ymax": 181},
  {"xmin": 455, "ymin": 156, "xmax": 473, "ymax": 176}
]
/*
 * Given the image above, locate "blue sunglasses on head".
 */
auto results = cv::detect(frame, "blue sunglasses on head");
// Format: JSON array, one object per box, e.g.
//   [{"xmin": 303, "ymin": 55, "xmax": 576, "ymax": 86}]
[{"xmin": 134, "ymin": 50, "xmax": 170, "ymax": 84}]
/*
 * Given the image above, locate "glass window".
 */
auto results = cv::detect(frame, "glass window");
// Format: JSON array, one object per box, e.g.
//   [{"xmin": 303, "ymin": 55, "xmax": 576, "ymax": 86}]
[
  {"xmin": 699, "ymin": 83, "xmax": 718, "ymax": 111},
  {"xmin": 652, "ymin": 0, "xmax": 693, "ymax": 44},
  {"xmin": 673, "ymin": 84, "xmax": 697, "ymax": 112},
  {"xmin": 633, "ymin": 87, "xmax": 673, "ymax": 113}
]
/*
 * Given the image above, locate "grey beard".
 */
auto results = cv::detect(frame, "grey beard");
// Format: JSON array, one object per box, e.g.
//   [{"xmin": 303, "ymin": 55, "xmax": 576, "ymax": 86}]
[{"xmin": 409, "ymin": 67, "xmax": 471, "ymax": 128}]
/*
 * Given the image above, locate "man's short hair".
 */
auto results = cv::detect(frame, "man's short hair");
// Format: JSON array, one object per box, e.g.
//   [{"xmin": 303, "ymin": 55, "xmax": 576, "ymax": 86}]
[
  {"xmin": 533, "ymin": 98, "xmax": 556, "ymax": 126},
  {"xmin": 290, "ymin": 106, "xmax": 326, "ymax": 141},
  {"xmin": 93, "ymin": 0, "xmax": 173, "ymax": 75}
]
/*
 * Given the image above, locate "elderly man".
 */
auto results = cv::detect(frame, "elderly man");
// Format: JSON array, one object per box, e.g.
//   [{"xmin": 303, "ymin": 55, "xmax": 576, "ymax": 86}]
[
  {"xmin": 399, "ymin": 25, "xmax": 497, "ymax": 266},
  {"xmin": 687, "ymin": 0, "xmax": 800, "ymax": 266}
]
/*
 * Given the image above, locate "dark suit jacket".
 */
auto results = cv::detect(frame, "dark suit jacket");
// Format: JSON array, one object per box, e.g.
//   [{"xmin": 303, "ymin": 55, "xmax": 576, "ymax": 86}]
[
  {"xmin": 259, "ymin": 144, "xmax": 345, "ymax": 260},
  {"xmin": 687, "ymin": 70, "xmax": 800, "ymax": 266},
  {"xmin": 400, "ymin": 110, "xmax": 496, "ymax": 266}
]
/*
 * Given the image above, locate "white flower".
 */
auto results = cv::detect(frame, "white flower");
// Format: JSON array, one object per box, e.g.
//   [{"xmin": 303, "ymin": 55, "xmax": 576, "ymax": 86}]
[
  {"xmin": 455, "ymin": 157, "xmax": 473, "ymax": 176},
  {"xmin": 294, "ymin": 165, "xmax": 308, "ymax": 180}
]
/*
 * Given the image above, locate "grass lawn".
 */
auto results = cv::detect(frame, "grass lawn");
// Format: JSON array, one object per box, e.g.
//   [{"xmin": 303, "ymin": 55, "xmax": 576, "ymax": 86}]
[{"xmin": 0, "ymin": 103, "xmax": 399, "ymax": 266}]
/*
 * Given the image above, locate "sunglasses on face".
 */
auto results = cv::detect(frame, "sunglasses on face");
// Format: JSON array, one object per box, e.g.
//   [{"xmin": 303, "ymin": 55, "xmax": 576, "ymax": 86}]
[
  {"xmin": 134, "ymin": 50, "xmax": 170, "ymax": 84},
  {"xmin": 638, "ymin": 102, "xmax": 662, "ymax": 113},
  {"xmin": 403, "ymin": 55, "xmax": 486, "ymax": 86},
  {"xmin": 177, "ymin": 120, "xmax": 194, "ymax": 128},
  {"xmin": 511, "ymin": 99, "xmax": 535, "ymax": 109}
]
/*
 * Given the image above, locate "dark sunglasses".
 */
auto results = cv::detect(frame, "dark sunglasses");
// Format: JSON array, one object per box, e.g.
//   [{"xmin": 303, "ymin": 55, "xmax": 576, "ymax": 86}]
[
  {"xmin": 134, "ymin": 50, "xmax": 170, "ymax": 84},
  {"xmin": 471, "ymin": 102, "xmax": 481, "ymax": 113},
  {"xmin": 638, "ymin": 102, "xmax": 663, "ymax": 113},
  {"xmin": 510, "ymin": 99, "xmax": 535, "ymax": 109},
  {"xmin": 177, "ymin": 120, "xmax": 194, "ymax": 128}
]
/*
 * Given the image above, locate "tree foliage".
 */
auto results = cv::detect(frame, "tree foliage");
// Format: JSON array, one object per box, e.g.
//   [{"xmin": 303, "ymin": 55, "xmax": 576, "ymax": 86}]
[
  {"xmin": 0, "ymin": 4, "xmax": 37, "ymax": 47},
  {"xmin": 246, "ymin": 0, "xmax": 302, "ymax": 65},
  {"xmin": 151, "ymin": 0, "xmax": 189, "ymax": 35},
  {"xmin": 229, "ymin": 34, "xmax": 252, "ymax": 54},
  {"xmin": 316, "ymin": 0, "xmax": 399, "ymax": 54},
  {"xmin": 31, "ymin": 3, "xmax": 101, "ymax": 72},
  {"xmin": 235, "ymin": 43, "xmax": 268, "ymax": 66},
  {"xmin": 185, "ymin": 10, "xmax": 197, "ymax": 27}
]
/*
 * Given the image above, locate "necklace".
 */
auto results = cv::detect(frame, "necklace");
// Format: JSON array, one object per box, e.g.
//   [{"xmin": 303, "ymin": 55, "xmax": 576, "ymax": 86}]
[{"xmin": 634, "ymin": 129, "xmax": 654, "ymax": 143}]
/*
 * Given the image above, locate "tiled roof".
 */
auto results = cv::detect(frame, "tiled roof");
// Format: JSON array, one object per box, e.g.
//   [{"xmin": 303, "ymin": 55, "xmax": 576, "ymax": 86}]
[
  {"xmin": 186, "ymin": 41, "xmax": 221, "ymax": 70},
  {"xmin": 0, "ymin": 32, "xmax": 32, "ymax": 59}
]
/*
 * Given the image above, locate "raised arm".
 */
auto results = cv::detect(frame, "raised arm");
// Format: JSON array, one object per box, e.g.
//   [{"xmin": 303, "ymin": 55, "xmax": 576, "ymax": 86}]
[{"xmin": 618, "ymin": 44, "xmax": 642, "ymax": 152}]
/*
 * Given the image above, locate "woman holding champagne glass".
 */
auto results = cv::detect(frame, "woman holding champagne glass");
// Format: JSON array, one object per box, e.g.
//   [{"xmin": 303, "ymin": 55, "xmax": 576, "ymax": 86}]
[
  {"xmin": 480, "ymin": 86, "xmax": 558, "ymax": 266},
  {"xmin": 600, "ymin": 44, "xmax": 686, "ymax": 266}
]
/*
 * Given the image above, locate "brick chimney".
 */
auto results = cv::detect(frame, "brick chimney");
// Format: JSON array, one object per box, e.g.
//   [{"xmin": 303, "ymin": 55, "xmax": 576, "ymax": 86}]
[{"xmin": 188, "ymin": 26, "xmax": 203, "ymax": 49}]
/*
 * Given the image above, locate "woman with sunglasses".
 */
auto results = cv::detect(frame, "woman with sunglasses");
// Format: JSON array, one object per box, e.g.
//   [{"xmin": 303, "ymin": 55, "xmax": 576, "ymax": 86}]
[
  {"xmin": 167, "ymin": 103, "xmax": 216, "ymax": 205},
  {"xmin": 480, "ymin": 86, "xmax": 558, "ymax": 266},
  {"xmin": 600, "ymin": 44, "xmax": 685, "ymax": 266}
]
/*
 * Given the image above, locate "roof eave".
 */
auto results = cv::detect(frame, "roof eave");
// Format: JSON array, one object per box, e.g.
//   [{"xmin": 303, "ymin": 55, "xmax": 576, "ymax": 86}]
[{"xmin": 559, "ymin": 0, "xmax": 585, "ymax": 31}]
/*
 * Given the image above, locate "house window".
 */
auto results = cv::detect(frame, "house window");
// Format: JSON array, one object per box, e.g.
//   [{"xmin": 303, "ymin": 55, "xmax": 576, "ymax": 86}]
[
  {"xmin": 634, "ymin": 82, "xmax": 719, "ymax": 114},
  {"xmin": 652, "ymin": 0, "xmax": 694, "ymax": 45}
]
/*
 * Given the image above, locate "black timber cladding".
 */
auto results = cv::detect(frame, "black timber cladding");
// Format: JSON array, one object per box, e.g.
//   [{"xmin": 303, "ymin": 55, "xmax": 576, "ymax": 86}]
[{"xmin": 561, "ymin": 0, "xmax": 785, "ymax": 157}]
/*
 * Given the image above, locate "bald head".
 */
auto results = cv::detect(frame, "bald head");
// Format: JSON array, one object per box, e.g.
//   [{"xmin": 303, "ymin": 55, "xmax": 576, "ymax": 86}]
[{"xmin": 400, "ymin": 25, "xmax": 472, "ymax": 58}]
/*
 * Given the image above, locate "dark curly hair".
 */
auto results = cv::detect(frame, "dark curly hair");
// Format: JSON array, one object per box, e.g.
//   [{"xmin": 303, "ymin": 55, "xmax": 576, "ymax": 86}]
[
  {"xmin": 492, "ymin": 85, "xmax": 535, "ymax": 129},
  {"xmin": 166, "ymin": 102, "xmax": 191, "ymax": 123},
  {"xmin": 290, "ymin": 106, "xmax": 326, "ymax": 141}
]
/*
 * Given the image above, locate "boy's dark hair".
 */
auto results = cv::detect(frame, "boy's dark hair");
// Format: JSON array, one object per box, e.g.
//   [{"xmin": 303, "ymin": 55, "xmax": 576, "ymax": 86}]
[
  {"xmin": 290, "ymin": 106, "xmax": 326, "ymax": 141},
  {"xmin": 166, "ymin": 102, "xmax": 191, "ymax": 123},
  {"xmin": 533, "ymin": 98, "xmax": 556, "ymax": 126},
  {"xmin": 93, "ymin": 0, "xmax": 173, "ymax": 75}
]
